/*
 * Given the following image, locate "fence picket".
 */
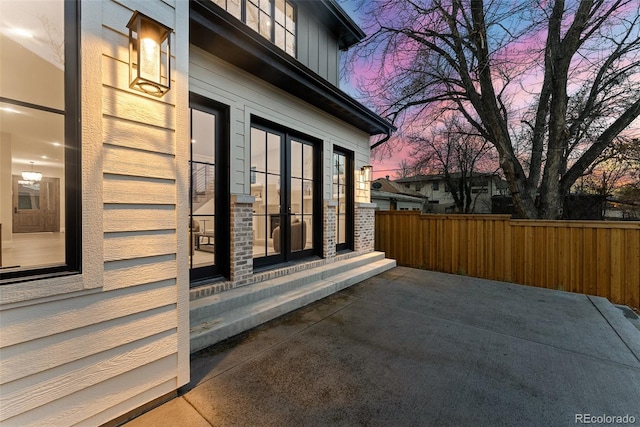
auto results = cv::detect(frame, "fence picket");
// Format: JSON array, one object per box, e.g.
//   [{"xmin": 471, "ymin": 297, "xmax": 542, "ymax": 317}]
[{"xmin": 375, "ymin": 211, "xmax": 640, "ymax": 310}]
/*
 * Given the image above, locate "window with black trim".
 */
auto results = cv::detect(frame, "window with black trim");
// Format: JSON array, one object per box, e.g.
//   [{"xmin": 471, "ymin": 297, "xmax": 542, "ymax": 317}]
[
  {"xmin": 0, "ymin": 0, "xmax": 80, "ymax": 283},
  {"xmin": 333, "ymin": 148, "xmax": 353, "ymax": 252},
  {"xmin": 189, "ymin": 94, "xmax": 230, "ymax": 284},
  {"xmin": 212, "ymin": 0, "xmax": 296, "ymax": 56}
]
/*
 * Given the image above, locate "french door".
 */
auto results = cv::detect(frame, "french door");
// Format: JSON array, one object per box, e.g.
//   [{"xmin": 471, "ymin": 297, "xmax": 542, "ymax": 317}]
[{"xmin": 251, "ymin": 121, "xmax": 319, "ymax": 268}]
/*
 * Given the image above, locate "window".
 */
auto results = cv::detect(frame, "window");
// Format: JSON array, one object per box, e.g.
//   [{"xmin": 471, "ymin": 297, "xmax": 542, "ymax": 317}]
[
  {"xmin": 1, "ymin": 1, "xmax": 80, "ymax": 282},
  {"xmin": 189, "ymin": 94, "xmax": 230, "ymax": 283},
  {"xmin": 415, "ymin": 184, "xmax": 422, "ymax": 192},
  {"xmin": 432, "ymin": 182, "xmax": 439, "ymax": 191},
  {"xmin": 212, "ymin": 0, "xmax": 296, "ymax": 56}
]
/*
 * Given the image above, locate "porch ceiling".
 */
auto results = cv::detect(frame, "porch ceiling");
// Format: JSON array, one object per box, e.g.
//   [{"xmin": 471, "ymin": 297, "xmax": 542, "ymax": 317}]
[{"xmin": 189, "ymin": 0, "xmax": 395, "ymax": 137}]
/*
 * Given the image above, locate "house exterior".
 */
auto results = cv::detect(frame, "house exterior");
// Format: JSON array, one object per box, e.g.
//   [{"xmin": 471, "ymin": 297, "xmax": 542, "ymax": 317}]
[
  {"xmin": 370, "ymin": 177, "xmax": 426, "ymax": 211},
  {"xmin": 0, "ymin": 1, "xmax": 395, "ymax": 425},
  {"xmin": 395, "ymin": 173, "xmax": 508, "ymax": 213}
]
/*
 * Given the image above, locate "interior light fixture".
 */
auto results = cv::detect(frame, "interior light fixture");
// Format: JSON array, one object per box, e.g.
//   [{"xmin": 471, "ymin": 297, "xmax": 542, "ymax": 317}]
[
  {"xmin": 21, "ymin": 161, "xmax": 42, "ymax": 182},
  {"xmin": 127, "ymin": 11, "xmax": 172, "ymax": 97}
]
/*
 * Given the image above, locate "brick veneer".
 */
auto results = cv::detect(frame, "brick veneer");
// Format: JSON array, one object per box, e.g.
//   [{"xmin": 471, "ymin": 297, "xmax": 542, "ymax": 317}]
[
  {"xmin": 229, "ymin": 194, "xmax": 254, "ymax": 286},
  {"xmin": 323, "ymin": 200, "xmax": 337, "ymax": 260},
  {"xmin": 354, "ymin": 203, "xmax": 376, "ymax": 253},
  {"xmin": 189, "ymin": 199, "xmax": 378, "ymax": 301}
]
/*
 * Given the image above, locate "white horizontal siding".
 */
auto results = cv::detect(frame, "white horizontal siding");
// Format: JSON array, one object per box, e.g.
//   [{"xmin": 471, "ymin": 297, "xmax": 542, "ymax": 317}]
[
  {"xmin": 103, "ymin": 145, "xmax": 176, "ymax": 180},
  {"xmin": 1, "ymin": 331, "xmax": 176, "ymax": 421},
  {"xmin": 104, "ymin": 230, "xmax": 177, "ymax": 261},
  {"xmin": 0, "ymin": 280, "xmax": 177, "ymax": 348},
  {"xmin": 104, "ymin": 259, "xmax": 177, "ymax": 289},
  {"xmin": 0, "ymin": 0, "xmax": 188, "ymax": 424},
  {"xmin": 3, "ymin": 356, "xmax": 177, "ymax": 427},
  {"xmin": 103, "ymin": 205, "xmax": 176, "ymax": 232},
  {"xmin": 103, "ymin": 175, "xmax": 176, "ymax": 205},
  {"xmin": 189, "ymin": 46, "xmax": 371, "ymax": 199},
  {"xmin": 103, "ymin": 86, "xmax": 176, "ymax": 129},
  {"xmin": 0, "ymin": 305, "xmax": 176, "ymax": 383}
]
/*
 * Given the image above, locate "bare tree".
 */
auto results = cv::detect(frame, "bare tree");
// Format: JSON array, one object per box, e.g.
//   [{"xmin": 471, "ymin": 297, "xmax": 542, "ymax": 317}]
[
  {"xmin": 408, "ymin": 117, "xmax": 498, "ymax": 212},
  {"xmin": 345, "ymin": 0, "xmax": 640, "ymax": 218},
  {"xmin": 575, "ymin": 137, "xmax": 639, "ymax": 196},
  {"xmin": 395, "ymin": 158, "xmax": 416, "ymax": 179}
]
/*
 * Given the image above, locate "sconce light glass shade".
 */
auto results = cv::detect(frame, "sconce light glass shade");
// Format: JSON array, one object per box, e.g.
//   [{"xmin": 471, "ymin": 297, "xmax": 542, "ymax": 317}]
[
  {"xmin": 361, "ymin": 165, "xmax": 373, "ymax": 182},
  {"xmin": 127, "ymin": 11, "xmax": 172, "ymax": 97}
]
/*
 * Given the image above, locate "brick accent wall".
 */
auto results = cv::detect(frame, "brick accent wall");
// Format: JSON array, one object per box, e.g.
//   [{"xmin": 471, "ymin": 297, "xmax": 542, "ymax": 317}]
[
  {"xmin": 354, "ymin": 203, "xmax": 376, "ymax": 253},
  {"xmin": 230, "ymin": 194, "xmax": 255, "ymax": 286},
  {"xmin": 323, "ymin": 200, "xmax": 337, "ymax": 260}
]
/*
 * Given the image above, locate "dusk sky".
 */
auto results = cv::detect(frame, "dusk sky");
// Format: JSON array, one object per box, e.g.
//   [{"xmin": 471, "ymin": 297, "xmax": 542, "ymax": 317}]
[
  {"xmin": 336, "ymin": 0, "xmax": 411, "ymax": 179},
  {"xmin": 335, "ymin": 0, "xmax": 640, "ymax": 181}
]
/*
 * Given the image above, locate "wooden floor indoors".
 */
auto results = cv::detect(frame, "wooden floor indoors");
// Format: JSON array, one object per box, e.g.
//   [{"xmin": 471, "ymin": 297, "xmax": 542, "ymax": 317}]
[{"xmin": 1, "ymin": 232, "xmax": 65, "ymax": 270}]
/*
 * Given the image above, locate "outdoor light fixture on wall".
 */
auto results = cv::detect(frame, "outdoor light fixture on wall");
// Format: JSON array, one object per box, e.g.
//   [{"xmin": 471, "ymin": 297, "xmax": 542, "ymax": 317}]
[
  {"xmin": 361, "ymin": 165, "xmax": 373, "ymax": 183},
  {"xmin": 356, "ymin": 165, "xmax": 373, "ymax": 203},
  {"xmin": 127, "ymin": 11, "xmax": 172, "ymax": 97}
]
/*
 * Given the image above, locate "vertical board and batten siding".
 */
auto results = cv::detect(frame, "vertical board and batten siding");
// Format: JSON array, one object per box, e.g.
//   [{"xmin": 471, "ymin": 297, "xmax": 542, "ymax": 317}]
[
  {"xmin": 375, "ymin": 212, "xmax": 640, "ymax": 310},
  {"xmin": 189, "ymin": 46, "xmax": 372, "ymax": 199},
  {"xmin": 0, "ymin": 0, "xmax": 189, "ymax": 425},
  {"xmin": 296, "ymin": 8, "xmax": 340, "ymax": 85}
]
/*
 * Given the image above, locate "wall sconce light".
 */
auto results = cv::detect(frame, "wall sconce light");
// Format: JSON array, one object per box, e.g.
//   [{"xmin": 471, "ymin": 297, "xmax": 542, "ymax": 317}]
[
  {"xmin": 21, "ymin": 161, "xmax": 42, "ymax": 183},
  {"xmin": 127, "ymin": 11, "xmax": 172, "ymax": 97},
  {"xmin": 361, "ymin": 165, "xmax": 373, "ymax": 183}
]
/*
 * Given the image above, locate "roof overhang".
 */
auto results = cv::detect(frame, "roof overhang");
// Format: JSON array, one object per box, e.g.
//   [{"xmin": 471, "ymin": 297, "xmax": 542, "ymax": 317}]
[
  {"xmin": 190, "ymin": 0, "xmax": 395, "ymax": 137},
  {"xmin": 302, "ymin": 0, "xmax": 366, "ymax": 49}
]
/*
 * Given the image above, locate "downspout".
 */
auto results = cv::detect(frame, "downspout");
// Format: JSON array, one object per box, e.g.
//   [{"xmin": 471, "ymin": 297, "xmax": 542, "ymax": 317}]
[{"xmin": 370, "ymin": 131, "xmax": 391, "ymax": 150}]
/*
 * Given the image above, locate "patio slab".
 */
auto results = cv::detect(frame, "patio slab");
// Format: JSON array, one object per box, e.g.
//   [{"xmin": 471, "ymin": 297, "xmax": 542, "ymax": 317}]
[{"xmin": 125, "ymin": 267, "xmax": 640, "ymax": 426}]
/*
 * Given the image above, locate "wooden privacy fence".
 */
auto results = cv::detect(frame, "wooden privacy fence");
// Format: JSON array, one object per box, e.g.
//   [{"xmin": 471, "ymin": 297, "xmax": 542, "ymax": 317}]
[{"xmin": 375, "ymin": 211, "xmax": 640, "ymax": 310}]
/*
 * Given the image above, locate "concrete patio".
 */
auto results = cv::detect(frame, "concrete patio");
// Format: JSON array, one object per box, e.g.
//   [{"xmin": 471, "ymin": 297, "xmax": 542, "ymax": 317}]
[{"xmin": 125, "ymin": 267, "xmax": 640, "ymax": 426}]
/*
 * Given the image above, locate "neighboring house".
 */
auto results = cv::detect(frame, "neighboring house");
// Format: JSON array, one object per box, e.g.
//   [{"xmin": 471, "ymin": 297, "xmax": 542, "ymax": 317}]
[
  {"xmin": 395, "ymin": 173, "xmax": 508, "ymax": 213},
  {"xmin": 0, "ymin": 1, "xmax": 395, "ymax": 424},
  {"xmin": 371, "ymin": 177, "xmax": 426, "ymax": 211}
]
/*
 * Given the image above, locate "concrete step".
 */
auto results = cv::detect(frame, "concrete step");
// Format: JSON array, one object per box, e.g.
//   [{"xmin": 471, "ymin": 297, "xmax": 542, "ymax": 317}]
[
  {"xmin": 190, "ymin": 251, "xmax": 386, "ymax": 328},
  {"xmin": 190, "ymin": 255, "xmax": 396, "ymax": 353}
]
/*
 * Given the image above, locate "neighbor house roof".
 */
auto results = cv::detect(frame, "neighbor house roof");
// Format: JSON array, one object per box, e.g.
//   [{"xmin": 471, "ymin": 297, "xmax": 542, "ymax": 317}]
[
  {"xmin": 394, "ymin": 172, "xmax": 500, "ymax": 183},
  {"xmin": 190, "ymin": 0, "xmax": 395, "ymax": 137},
  {"xmin": 371, "ymin": 178, "xmax": 425, "ymax": 198},
  {"xmin": 371, "ymin": 190, "xmax": 425, "ymax": 204}
]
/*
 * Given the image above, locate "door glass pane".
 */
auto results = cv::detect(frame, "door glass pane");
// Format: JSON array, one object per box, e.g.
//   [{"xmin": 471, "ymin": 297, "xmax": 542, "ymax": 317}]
[
  {"xmin": 266, "ymin": 132, "xmax": 281, "ymax": 175},
  {"xmin": 290, "ymin": 215, "xmax": 305, "ymax": 253},
  {"xmin": 291, "ymin": 140, "xmax": 302, "ymax": 178},
  {"xmin": 18, "ymin": 182, "xmax": 40, "ymax": 210},
  {"xmin": 267, "ymin": 174, "xmax": 280, "ymax": 214},
  {"xmin": 253, "ymin": 214, "xmax": 266, "ymax": 258},
  {"xmin": 303, "ymin": 144, "xmax": 313, "ymax": 179},
  {"xmin": 303, "ymin": 179, "xmax": 313, "ymax": 214},
  {"xmin": 338, "ymin": 214, "xmax": 346, "ymax": 244},
  {"xmin": 251, "ymin": 128, "xmax": 266, "ymax": 172},
  {"xmin": 304, "ymin": 215, "xmax": 313, "ymax": 248},
  {"xmin": 291, "ymin": 177, "xmax": 302, "ymax": 215}
]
